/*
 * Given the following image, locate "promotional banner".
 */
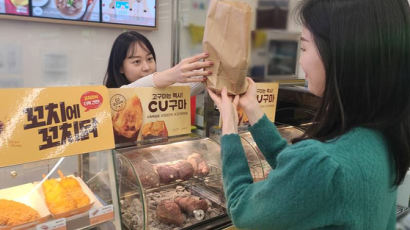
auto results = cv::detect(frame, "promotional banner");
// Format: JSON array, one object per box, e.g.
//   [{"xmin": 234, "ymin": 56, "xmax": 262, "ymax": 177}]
[
  {"xmin": 0, "ymin": 86, "xmax": 115, "ymax": 167},
  {"xmin": 109, "ymin": 86, "xmax": 191, "ymax": 145},
  {"xmin": 238, "ymin": 82, "xmax": 279, "ymax": 125}
]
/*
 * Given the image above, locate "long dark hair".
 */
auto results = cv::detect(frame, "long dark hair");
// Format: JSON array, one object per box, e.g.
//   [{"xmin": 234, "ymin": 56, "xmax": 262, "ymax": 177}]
[
  {"xmin": 104, "ymin": 31, "xmax": 156, "ymax": 88},
  {"xmin": 295, "ymin": 0, "xmax": 410, "ymax": 186}
]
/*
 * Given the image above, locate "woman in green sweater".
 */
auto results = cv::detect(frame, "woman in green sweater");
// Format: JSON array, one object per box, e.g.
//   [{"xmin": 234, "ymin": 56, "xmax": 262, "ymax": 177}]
[{"xmin": 207, "ymin": 0, "xmax": 410, "ymax": 229}]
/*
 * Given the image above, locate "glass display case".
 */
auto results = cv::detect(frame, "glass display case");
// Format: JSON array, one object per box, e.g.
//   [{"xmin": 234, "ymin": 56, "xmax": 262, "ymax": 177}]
[
  {"xmin": 210, "ymin": 124, "xmax": 305, "ymax": 182},
  {"xmin": 114, "ymin": 136, "xmax": 245, "ymax": 230},
  {"xmin": 0, "ymin": 151, "xmax": 121, "ymax": 230}
]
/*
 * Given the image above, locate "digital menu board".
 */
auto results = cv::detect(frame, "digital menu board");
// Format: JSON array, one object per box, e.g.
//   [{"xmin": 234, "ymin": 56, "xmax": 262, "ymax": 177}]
[
  {"xmin": 0, "ymin": 0, "xmax": 5, "ymax": 13},
  {"xmin": 32, "ymin": 0, "xmax": 100, "ymax": 21},
  {"xmin": 102, "ymin": 0, "xmax": 156, "ymax": 27},
  {"xmin": 1, "ymin": 0, "xmax": 156, "ymax": 28},
  {"xmin": 3, "ymin": 0, "xmax": 29, "ymax": 15}
]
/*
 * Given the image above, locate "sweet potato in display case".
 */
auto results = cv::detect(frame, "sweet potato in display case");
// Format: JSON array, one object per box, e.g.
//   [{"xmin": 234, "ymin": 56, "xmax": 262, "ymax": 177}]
[{"xmin": 115, "ymin": 137, "xmax": 228, "ymax": 230}]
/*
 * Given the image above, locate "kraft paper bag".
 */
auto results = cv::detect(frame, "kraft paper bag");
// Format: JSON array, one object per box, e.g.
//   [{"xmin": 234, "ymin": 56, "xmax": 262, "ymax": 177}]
[{"xmin": 203, "ymin": 0, "xmax": 251, "ymax": 95}]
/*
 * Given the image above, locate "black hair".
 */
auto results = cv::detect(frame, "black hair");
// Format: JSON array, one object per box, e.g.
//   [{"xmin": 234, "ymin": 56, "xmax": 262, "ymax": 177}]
[
  {"xmin": 295, "ymin": 0, "xmax": 410, "ymax": 186},
  {"xmin": 104, "ymin": 31, "xmax": 156, "ymax": 88}
]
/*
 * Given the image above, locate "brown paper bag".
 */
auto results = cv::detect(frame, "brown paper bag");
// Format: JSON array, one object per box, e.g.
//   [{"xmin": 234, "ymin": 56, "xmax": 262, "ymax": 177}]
[{"xmin": 203, "ymin": 0, "xmax": 251, "ymax": 95}]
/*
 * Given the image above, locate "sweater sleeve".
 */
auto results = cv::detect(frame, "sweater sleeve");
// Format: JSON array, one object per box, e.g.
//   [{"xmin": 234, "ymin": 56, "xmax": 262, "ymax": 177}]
[
  {"xmin": 121, "ymin": 74, "xmax": 204, "ymax": 96},
  {"xmin": 120, "ymin": 74, "xmax": 156, "ymax": 88},
  {"xmin": 248, "ymin": 114, "xmax": 288, "ymax": 168},
  {"xmin": 220, "ymin": 136, "xmax": 342, "ymax": 230},
  {"xmin": 174, "ymin": 82, "xmax": 205, "ymax": 96}
]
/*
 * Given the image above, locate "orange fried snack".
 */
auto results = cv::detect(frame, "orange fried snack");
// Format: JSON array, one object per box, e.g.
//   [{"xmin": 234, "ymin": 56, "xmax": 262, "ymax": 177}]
[
  {"xmin": 42, "ymin": 171, "xmax": 90, "ymax": 215},
  {"xmin": 0, "ymin": 199, "xmax": 40, "ymax": 226},
  {"xmin": 58, "ymin": 171, "xmax": 90, "ymax": 208},
  {"xmin": 42, "ymin": 177, "xmax": 76, "ymax": 215}
]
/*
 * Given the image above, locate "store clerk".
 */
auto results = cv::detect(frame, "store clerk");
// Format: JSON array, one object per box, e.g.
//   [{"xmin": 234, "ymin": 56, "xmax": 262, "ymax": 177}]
[{"xmin": 103, "ymin": 31, "xmax": 212, "ymax": 95}]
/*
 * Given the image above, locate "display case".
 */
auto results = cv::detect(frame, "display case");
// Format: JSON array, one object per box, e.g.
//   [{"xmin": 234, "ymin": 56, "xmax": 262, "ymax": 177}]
[
  {"xmin": 0, "ymin": 151, "xmax": 121, "ymax": 230},
  {"xmin": 114, "ymin": 136, "xmax": 246, "ymax": 230},
  {"xmin": 210, "ymin": 124, "xmax": 305, "ymax": 182}
]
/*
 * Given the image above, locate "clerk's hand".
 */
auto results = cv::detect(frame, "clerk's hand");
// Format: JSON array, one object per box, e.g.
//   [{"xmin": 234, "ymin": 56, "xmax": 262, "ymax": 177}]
[
  {"xmin": 238, "ymin": 77, "xmax": 264, "ymax": 125},
  {"xmin": 154, "ymin": 53, "xmax": 213, "ymax": 87},
  {"xmin": 207, "ymin": 87, "xmax": 239, "ymax": 135}
]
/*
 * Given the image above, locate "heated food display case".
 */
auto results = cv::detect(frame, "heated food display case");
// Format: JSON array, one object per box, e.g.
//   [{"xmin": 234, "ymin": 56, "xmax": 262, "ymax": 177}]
[
  {"xmin": 114, "ymin": 136, "xmax": 261, "ymax": 230},
  {"xmin": 0, "ymin": 151, "xmax": 121, "ymax": 229},
  {"xmin": 210, "ymin": 124, "xmax": 305, "ymax": 182}
]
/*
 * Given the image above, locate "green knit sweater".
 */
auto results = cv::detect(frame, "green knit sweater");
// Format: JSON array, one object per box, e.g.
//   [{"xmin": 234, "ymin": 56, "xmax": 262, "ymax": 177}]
[{"xmin": 220, "ymin": 115, "xmax": 396, "ymax": 230}]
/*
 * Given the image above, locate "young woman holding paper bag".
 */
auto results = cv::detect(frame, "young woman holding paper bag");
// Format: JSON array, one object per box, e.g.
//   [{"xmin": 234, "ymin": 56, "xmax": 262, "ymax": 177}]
[
  {"xmin": 104, "ymin": 31, "xmax": 213, "ymax": 96},
  {"xmin": 208, "ymin": 0, "xmax": 410, "ymax": 229}
]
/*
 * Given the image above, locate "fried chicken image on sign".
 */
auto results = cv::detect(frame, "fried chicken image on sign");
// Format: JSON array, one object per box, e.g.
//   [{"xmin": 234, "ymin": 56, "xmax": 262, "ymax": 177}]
[
  {"xmin": 141, "ymin": 121, "xmax": 168, "ymax": 140},
  {"xmin": 0, "ymin": 199, "xmax": 40, "ymax": 226},
  {"xmin": 112, "ymin": 95, "xmax": 143, "ymax": 142}
]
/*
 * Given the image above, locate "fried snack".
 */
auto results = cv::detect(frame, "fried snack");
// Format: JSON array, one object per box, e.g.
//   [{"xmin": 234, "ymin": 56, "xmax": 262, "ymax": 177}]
[
  {"xmin": 58, "ymin": 171, "xmax": 90, "ymax": 208},
  {"xmin": 141, "ymin": 121, "xmax": 168, "ymax": 140},
  {"xmin": 42, "ymin": 171, "xmax": 90, "ymax": 215},
  {"xmin": 0, "ymin": 199, "xmax": 40, "ymax": 226},
  {"xmin": 174, "ymin": 196, "xmax": 209, "ymax": 216},
  {"xmin": 112, "ymin": 95, "xmax": 143, "ymax": 139},
  {"xmin": 42, "ymin": 177, "xmax": 76, "ymax": 215}
]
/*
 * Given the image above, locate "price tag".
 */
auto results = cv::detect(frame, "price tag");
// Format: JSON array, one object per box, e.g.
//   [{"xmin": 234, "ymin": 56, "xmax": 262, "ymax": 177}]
[
  {"xmin": 36, "ymin": 218, "xmax": 66, "ymax": 230},
  {"xmin": 89, "ymin": 205, "xmax": 114, "ymax": 225}
]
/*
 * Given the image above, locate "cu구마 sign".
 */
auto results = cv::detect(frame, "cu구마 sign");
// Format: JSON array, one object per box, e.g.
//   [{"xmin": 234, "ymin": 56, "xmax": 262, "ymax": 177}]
[{"xmin": 108, "ymin": 86, "xmax": 191, "ymax": 145}]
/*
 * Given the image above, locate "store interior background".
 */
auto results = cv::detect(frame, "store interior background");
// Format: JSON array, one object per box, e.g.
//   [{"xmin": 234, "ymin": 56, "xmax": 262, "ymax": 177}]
[{"xmin": 0, "ymin": 0, "xmax": 304, "ymax": 88}]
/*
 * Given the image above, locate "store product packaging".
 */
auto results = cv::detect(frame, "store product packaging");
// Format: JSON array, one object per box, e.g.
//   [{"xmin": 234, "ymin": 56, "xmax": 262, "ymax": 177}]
[{"xmin": 203, "ymin": 0, "xmax": 251, "ymax": 95}]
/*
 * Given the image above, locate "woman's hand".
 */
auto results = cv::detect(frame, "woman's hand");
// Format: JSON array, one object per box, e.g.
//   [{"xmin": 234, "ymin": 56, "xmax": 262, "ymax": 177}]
[
  {"xmin": 154, "ymin": 53, "xmax": 213, "ymax": 87},
  {"xmin": 207, "ymin": 87, "xmax": 239, "ymax": 135},
  {"xmin": 238, "ymin": 78, "xmax": 264, "ymax": 125}
]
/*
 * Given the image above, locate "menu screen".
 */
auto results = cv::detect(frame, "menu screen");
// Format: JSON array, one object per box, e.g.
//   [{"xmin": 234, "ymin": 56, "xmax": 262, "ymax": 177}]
[
  {"xmin": 1, "ymin": 0, "xmax": 157, "ymax": 28},
  {"xmin": 31, "ymin": 0, "xmax": 100, "ymax": 21},
  {"xmin": 102, "ymin": 0, "xmax": 156, "ymax": 27},
  {"xmin": 0, "ymin": 0, "xmax": 5, "ymax": 13},
  {"xmin": 3, "ymin": 0, "xmax": 29, "ymax": 15}
]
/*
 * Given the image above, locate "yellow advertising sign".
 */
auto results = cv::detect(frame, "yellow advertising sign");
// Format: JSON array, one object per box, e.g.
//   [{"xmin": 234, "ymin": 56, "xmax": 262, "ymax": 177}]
[
  {"xmin": 108, "ymin": 86, "xmax": 191, "ymax": 144},
  {"xmin": 0, "ymin": 86, "xmax": 115, "ymax": 167},
  {"xmin": 238, "ymin": 82, "xmax": 279, "ymax": 125}
]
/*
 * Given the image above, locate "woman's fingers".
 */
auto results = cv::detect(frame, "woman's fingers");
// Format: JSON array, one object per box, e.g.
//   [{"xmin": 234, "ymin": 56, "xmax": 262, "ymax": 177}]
[
  {"xmin": 184, "ymin": 77, "xmax": 207, "ymax": 83},
  {"xmin": 233, "ymin": 95, "xmax": 239, "ymax": 107},
  {"xmin": 246, "ymin": 77, "xmax": 255, "ymax": 85},
  {"xmin": 183, "ymin": 61, "xmax": 214, "ymax": 72},
  {"xmin": 182, "ymin": 70, "xmax": 212, "ymax": 78},
  {"xmin": 207, "ymin": 88, "xmax": 221, "ymax": 107},
  {"xmin": 184, "ymin": 52, "xmax": 209, "ymax": 64},
  {"xmin": 221, "ymin": 87, "xmax": 230, "ymax": 103}
]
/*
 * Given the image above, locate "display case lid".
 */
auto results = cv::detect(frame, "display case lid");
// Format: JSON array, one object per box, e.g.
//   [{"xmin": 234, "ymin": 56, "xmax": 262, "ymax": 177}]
[{"xmin": 115, "ymin": 137, "xmax": 228, "ymax": 229}]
